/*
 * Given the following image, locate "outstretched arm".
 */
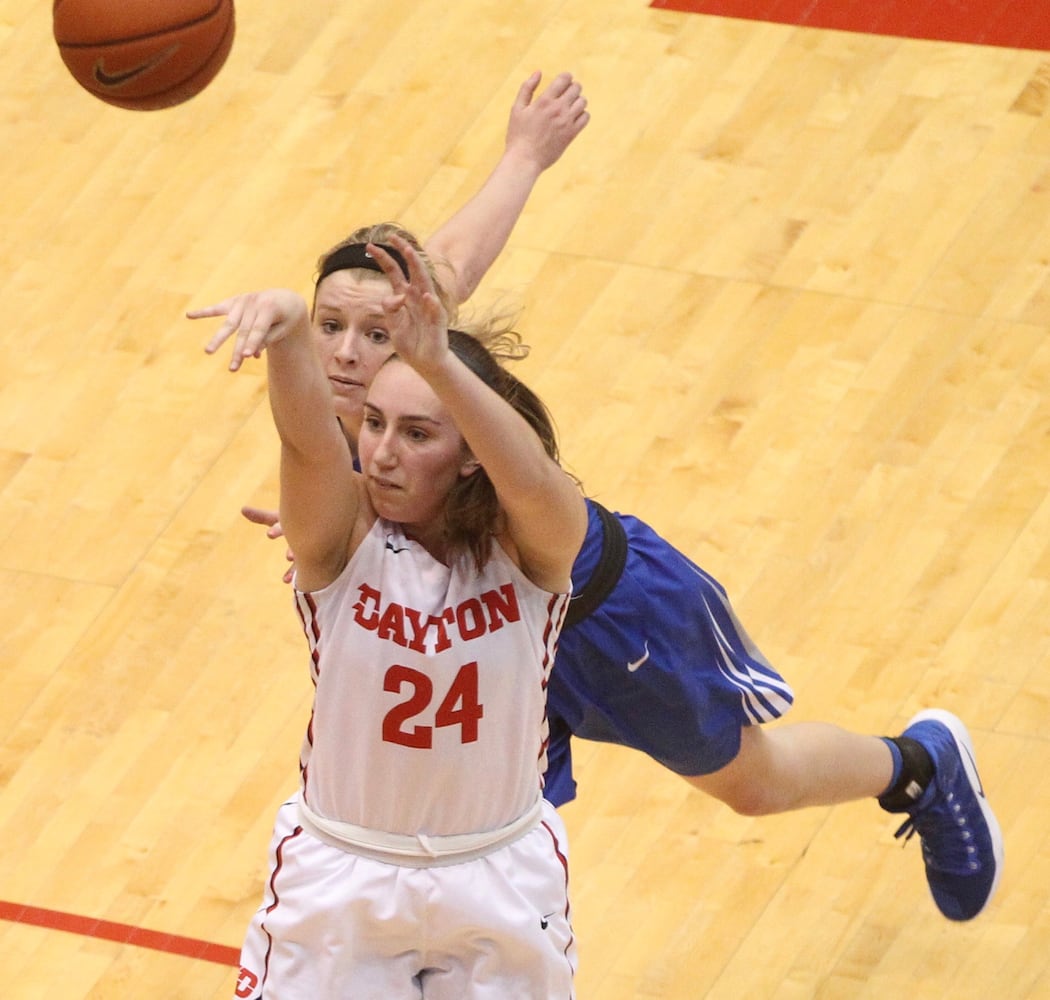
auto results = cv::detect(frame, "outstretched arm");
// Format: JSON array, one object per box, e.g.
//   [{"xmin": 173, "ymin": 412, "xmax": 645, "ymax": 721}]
[
  {"xmin": 425, "ymin": 71, "xmax": 589, "ymax": 306},
  {"xmin": 192, "ymin": 291, "xmax": 360, "ymax": 588},
  {"xmin": 372, "ymin": 238, "xmax": 586, "ymax": 592}
]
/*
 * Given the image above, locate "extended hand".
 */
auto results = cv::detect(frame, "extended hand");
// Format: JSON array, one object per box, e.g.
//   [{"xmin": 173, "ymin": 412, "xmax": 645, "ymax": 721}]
[
  {"xmin": 368, "ymin": 237, "xmax": 450, "ymax": 375},
  {"xmin": 241, "ymin": 505, "xmax": 296, "ymax": 584},
  {"xmin": 189, "ymin": 288, "xmax": 310, "ymax": 371},
  {"xmin": 507, "ymin": 71, "xmax": 590, "ymax": 171}
]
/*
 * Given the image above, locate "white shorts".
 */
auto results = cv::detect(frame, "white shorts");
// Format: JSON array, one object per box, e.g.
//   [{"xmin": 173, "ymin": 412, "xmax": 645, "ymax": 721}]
[{"xmin": 233, "ymin": 796, "xmax": 576, "ymax": 1000}]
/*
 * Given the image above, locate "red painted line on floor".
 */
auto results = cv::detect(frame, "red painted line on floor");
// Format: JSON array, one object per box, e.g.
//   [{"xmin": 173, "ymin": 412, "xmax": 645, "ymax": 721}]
[
  {"xmin": 0, "ymin": 899, "xmax": 240, "ymax": 967},
  {"xmin": 650, "ymin": 0, "xmax": 1050, "ymax": 53}
]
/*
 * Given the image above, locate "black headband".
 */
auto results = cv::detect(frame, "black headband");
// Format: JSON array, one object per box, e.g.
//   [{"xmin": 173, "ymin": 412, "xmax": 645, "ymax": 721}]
[{"xmin": 316, "ymin": 242, "xmax": 410, "ymax": 285}]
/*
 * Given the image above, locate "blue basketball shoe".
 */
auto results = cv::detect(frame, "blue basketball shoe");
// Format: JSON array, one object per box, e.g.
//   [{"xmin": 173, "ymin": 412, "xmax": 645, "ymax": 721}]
[{"xmin": 882, "ymin": 709, "xmax": 1003, "ymax": 921}]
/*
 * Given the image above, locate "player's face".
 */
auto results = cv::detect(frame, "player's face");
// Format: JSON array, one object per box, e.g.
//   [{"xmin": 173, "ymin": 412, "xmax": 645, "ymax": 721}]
[
  {"xmin": 358, "ymin": 361, "xmax": 476, "ymax": 546},
  {"xmin": 311, "ymin": 270, "xmax": 397, "ymax": 440}
]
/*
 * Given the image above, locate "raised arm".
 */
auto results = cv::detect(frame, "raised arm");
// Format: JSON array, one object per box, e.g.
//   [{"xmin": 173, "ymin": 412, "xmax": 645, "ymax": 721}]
[
  {"xmin": 193, "ymin": 290, "xmax": 361, "ymax": 588},
  {"xmin": 425, "ymin": 71, "xmax": 590, "ymax": 306},
  {"xmin": 373, "ymin": 238, "xmax": 586, "ymax": 591}
]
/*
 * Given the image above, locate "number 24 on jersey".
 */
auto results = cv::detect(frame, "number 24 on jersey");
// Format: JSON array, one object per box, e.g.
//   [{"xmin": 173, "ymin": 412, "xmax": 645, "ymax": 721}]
[{"xmin": 382, "ymin": 662, "xmax": 483, "ymax": 748}]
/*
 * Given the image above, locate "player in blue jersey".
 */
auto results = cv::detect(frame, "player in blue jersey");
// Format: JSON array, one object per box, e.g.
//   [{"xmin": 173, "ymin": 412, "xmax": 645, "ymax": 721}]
[{"xmin": 245, "ymin": 71, "xmax": 1003, "ymax": 923}]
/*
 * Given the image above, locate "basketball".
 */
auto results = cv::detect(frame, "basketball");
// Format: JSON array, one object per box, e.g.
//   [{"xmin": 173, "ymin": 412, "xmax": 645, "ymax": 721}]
[{"xmin": 53, "ymin": 0, "xmax": 235, "ymax": 111}]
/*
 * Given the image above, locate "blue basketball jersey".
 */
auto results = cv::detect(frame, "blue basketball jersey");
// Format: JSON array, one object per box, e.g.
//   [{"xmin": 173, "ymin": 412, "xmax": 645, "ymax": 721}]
[{"xmin": 543, "ymin": 500, "xmax": 794, "ymax": 807}]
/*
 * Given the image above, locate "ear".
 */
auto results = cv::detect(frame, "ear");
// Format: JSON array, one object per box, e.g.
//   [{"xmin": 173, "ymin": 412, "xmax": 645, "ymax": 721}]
[{"xmin": 459, "ymin": 456, "xmax": 482, "ymax": 479}]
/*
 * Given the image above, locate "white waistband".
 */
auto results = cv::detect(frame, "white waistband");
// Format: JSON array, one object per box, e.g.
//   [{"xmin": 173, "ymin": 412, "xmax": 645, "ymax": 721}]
[{"xmin": 296, "ymin": 794, "xmax": 543, "ymax": 868}]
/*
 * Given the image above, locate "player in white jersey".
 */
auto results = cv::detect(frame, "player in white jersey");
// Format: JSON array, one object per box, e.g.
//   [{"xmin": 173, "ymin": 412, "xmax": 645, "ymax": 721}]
[{"xmin": 192, "ymin": 235, "xmax": 588, "ymax": 998}]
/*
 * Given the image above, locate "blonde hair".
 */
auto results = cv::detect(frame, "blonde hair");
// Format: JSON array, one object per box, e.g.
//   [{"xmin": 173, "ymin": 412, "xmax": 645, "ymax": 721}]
[{"xmin": 315, "ymin": 223, "xmax": 458, "ymax": 323}]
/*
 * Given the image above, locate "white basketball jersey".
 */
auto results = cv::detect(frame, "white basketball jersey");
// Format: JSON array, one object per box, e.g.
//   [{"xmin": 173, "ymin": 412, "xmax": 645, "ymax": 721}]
[{"xmin": 293, "ymin": 519, "xmax": 568, "ymax": 843}]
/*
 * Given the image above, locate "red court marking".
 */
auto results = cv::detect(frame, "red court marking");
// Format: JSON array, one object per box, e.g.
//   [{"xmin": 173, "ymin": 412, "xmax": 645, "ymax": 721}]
[
  {"xmin": 0, "ymin": 899, "xmax": 240, "ymax": 967},
  {"xmin": 650, "ymin": 0, "xmax": 1050, "ymax": 53}
]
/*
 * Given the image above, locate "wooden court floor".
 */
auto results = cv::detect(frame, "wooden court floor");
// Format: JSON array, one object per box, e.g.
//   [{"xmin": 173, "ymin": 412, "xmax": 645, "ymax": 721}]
[{"xmin": 1, "ymin": 0, "xmax": 1048, "ymax": 996}]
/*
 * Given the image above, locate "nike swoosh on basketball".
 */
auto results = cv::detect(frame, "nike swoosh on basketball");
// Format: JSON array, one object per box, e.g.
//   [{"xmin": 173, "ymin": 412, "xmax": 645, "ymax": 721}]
[
  {"xmin": 93, "ymin": 45, "xmax": 179, "ymax": 88},
  {"xmin": 627, "ymin": 641, "xmax": 650, "ymax": 672}
]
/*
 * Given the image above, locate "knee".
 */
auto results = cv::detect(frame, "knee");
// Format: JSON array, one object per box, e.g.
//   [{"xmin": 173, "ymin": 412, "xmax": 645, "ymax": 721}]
[
  {"xmin": 683, "ymin": 727, "xmax": 786, "ymax": 816},
  {"xmin": 689, "ymin": 775, "xmax": 779, "ymax": 817},
  {"xmin": 725, "ymin": 788, "xmax": 778, "ymax": 817}
]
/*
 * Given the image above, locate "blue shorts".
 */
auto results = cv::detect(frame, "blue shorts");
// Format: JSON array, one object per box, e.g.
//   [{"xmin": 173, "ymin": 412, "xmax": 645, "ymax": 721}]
[{"xmin": 542, "ymin": 503, "xmax": 794, "ymax": 808}]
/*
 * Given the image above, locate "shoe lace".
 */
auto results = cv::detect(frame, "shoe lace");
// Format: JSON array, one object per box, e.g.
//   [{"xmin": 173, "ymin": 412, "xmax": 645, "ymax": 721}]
[{"xmin": 893, "ymin": 789, "xmax": 981, "ymax": 874}]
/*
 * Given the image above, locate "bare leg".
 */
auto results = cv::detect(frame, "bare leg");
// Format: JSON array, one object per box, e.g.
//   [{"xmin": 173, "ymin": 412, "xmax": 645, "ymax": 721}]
[{"xmin": 686, "ymin": 722, "xmax": 894, "ymax": 816}]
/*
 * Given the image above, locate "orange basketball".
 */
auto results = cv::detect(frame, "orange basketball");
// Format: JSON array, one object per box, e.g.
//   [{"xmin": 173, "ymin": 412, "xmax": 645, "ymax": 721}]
[{"xmin": 53, "ymin": 0, "xmax": 235, "ymax": 111}]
